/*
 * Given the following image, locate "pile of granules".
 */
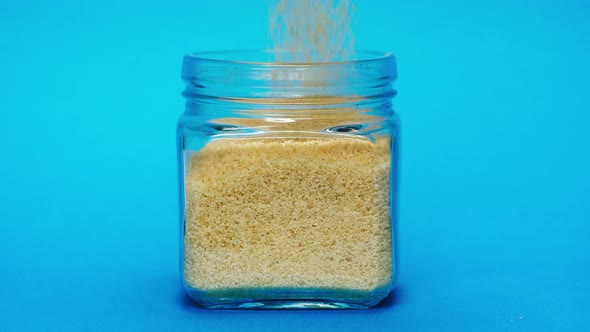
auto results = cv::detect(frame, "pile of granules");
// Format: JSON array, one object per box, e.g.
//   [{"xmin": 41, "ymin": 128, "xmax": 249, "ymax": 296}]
[
  {"xmin": 184, "ymin": 136, "xmax": 393, "ymax": 291},
  {"xmin": 183, "ymin": 0, "xmax": 394, "ymax": 294}
]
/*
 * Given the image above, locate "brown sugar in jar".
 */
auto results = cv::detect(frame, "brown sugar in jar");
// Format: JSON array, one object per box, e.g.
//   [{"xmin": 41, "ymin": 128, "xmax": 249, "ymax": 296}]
[{"xmin": 178, "ymin": 51, "xmax": 399, "ymax": 309}]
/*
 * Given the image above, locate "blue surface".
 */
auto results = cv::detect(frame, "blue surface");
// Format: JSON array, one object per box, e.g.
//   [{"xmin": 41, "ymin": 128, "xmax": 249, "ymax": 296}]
[{"xmin": 1, "ymin": 0, "xmax": 589, "ymax": 330}]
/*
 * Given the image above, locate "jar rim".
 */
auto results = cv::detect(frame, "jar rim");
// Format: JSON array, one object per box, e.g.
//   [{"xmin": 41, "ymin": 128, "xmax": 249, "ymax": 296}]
[
  {"xmin": 182, "ymin": 50, "xmax": 396, "ymax": 104},
  {"xmin": 183, "ymin": 49, "xmax": 395, "ymax": 66}
]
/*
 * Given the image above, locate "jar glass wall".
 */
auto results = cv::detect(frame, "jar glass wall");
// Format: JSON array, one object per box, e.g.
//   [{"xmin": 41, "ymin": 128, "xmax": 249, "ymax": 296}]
[{"xmin": 178, "ymin": 51, "xmax": 399, "ymax": 309}]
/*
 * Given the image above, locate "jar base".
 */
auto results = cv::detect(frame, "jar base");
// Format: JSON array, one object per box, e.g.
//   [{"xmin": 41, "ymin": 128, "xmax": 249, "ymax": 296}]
[
  {"xmin": 184, "ymin": 286, "xmax": 393, "ymax": 309},
  {"xmin": 212, "ymin": 300, "xmax": 370, "ymax": 309}
]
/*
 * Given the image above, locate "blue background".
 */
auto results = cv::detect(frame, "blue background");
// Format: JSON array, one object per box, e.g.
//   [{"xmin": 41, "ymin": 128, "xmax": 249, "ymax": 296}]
[{"xmin": 1, "ymin": 0, "xmax": 589, "ymax": 330}]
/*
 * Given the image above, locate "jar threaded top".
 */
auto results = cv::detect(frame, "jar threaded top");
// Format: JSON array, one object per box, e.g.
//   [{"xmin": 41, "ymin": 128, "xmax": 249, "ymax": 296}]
[{"xmin": 182, "ymin": 50, "xmax": 396, "ymax": 104}]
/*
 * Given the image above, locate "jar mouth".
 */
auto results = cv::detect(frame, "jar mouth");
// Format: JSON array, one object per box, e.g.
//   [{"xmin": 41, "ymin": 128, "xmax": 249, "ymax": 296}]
[
  {"xmin": 183, "ymin": 50, "xmax": 394, "ymax": 66},
  {"xmin": 182, "ymin": 50, "xmax": 396, "ymax": 104}
]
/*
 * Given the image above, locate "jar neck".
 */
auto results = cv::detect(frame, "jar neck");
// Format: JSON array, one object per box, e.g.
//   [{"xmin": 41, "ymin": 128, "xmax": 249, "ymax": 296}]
[{"xmin": 181, "ymin": 50, "xmax": 397, "ymax": 119}]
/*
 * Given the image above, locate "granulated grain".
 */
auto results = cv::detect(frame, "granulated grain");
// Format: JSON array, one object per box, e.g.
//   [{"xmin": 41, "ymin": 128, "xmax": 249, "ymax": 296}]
[
  {"xmin": 269, "ymin": 0, "xmax": 355, "ymax": 62},
  {"xmin": 184, "ymin": 137, "xmax": 392, "ymax": 291},
  {"xmin": 182, "ymin": 0, "xmax": 394, "ymax": 295}
]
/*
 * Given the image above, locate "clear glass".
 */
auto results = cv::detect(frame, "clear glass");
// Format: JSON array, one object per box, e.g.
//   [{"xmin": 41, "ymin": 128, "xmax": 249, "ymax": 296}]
[{"xmin": 178, "ymin": 50, "xmax": 399, "ymax": 309}]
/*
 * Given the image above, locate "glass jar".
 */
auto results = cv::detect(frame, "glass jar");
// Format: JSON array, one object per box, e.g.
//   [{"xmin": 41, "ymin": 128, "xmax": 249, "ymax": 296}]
[{"xmin": 177, "ymin": 50, "xmax": 399, "ymax": 309}]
